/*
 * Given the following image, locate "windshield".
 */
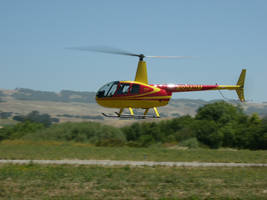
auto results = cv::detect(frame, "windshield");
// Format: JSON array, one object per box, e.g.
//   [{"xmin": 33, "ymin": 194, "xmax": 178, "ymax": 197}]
[{"xmin": 96, "ymin": 81, "xmax": 119, "ymax": 98}]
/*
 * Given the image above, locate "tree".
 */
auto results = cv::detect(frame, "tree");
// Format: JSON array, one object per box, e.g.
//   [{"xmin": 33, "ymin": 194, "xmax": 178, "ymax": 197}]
[
  {"xmin": 196, "ymin": 101, "xmax": 245, "ymax": 126},
  {"xmin": 193, "ymin": 120, "xmax": 223, "ymax": 149},
  {"xmin": 158, "ymin": 115, "xmax": 195, "ymax": 142},
  {"xmin": 122, "ymin": 123, "xmax": 142, "ymax": 141},
  {"xmin": 13, "ymin": 111, "xmax": 59, "ymax": 127}
]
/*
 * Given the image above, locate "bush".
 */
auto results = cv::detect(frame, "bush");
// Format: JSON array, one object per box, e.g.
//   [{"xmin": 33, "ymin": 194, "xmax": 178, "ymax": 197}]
[
  {"xmin": 121, "ymin": 115, "xmax": 195, "ymax": 146},
  {"xmin": 0, "ymin": 121, "xmax": 45, "ymax": 141},
  {"xmin": 0, "ymin": 112, "xmax": 12, "ymax": 119},
  {"xmin": 122, "ymin": 123, "xmax": 142, "ymax": 141},
  {"xmin": 1, "ymin": 101, "xmax": 266, "ymax": 150},
  {"xmin": 23, "ymin": 122, "xmax": 126, "ymax": 145},
  {"xmin": 179, "ymin": 137, "xmax": 199, "ymax": 149},
  {"xmin": 96, "ymin": 138, "xmax": 125, "ymax": 147},
  {"xmin": 193, "ymin": 120, "xmax": 223, "ymax": 149},
  {"xmin": 13, "ymin": 111, "xmax": 59, "ymax": 127}
]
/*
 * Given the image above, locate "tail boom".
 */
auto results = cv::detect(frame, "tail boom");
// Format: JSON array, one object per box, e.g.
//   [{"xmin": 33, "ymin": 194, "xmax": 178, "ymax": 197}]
[
  {"xmin": 154, "ymin": 84, "xmax": 240, "ymax": 93},
  {"xmin": 152, "ymin": 69, "xmax": 246, "ymax": 102}
]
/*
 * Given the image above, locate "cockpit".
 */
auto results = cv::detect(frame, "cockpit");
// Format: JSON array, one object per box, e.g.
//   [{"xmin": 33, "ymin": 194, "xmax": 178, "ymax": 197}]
[{"xmin": 96, "ymin": 81, "xmax": 140, "ymax": 98}]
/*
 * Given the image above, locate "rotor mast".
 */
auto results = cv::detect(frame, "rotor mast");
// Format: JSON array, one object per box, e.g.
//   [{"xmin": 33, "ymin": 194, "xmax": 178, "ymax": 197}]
[{"xmin": 134, "ymin": 54, "xmax": 148, "ymax": 84}]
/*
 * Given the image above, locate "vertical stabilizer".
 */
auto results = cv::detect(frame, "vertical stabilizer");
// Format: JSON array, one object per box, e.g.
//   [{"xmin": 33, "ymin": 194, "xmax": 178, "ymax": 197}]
[{"xmin": 236, "ymin": 69, "xmax": 246, "ymax": 102}]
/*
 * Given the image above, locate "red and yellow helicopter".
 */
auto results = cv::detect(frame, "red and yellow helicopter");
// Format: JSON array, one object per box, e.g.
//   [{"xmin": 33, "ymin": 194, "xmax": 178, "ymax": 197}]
[{"xmin": 70, "ymin": 47, "xmax": 246, "ymax": 119}]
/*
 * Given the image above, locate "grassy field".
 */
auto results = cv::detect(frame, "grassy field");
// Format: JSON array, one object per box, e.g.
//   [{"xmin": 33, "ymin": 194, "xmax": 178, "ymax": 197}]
[
  {"xmin": 0, "ymin": 140, "xmax": 266, "ymax": 163},
  {"xmin": 0, "ymin": 140, "xmax": 266, "ymax": 199},
  {"xmin": 0, "ymin": 164, "xmax": 266, "ymax": 199}
]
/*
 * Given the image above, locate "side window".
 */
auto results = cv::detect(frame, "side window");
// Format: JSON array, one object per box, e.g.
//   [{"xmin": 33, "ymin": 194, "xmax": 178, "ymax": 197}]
[
  {"xmin": 106, "ymin": 83, "xmax": 118, "ymax": 97},
  {"xmin": 130, "ymin": 84, "xmax": 140, "ymax": 94},
  {"xmin": 122, "ymin": 84, "xmax": 130, "ymax": 94},
  {"xmin": 117, "ymin": 83, "xmax": 130, "ymax": 95}
]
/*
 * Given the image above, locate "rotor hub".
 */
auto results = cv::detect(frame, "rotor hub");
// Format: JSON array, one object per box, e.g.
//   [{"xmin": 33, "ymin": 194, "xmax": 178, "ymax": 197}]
[{"xmin": 139, "ymin": 54, "xmax": 145, "ymax": 61}]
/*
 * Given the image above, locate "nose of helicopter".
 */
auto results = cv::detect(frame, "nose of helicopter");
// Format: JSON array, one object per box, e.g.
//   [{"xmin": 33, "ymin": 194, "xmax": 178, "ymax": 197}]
[
  {"xmin": 95, "ymin": 91, "xmax": 107, "ymax": 107},
  {"xmin": 95, "ymin": 81, "xmax": 119, "ymax": 107},
  {"xmin": 95, "ymin": 87, "xmax": 105, "ymax": 106}
]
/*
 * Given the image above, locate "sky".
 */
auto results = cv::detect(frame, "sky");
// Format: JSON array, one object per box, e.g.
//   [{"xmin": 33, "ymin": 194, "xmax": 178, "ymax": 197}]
[{"xmin": 0, "ymin": 0, "xmax": 267, "ymax": 102}]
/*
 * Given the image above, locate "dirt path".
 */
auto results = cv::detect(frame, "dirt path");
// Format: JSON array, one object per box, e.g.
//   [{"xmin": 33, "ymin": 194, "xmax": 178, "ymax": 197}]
[{"xmin": 0, "ymin": 159, "xmax": 266, "ymax": 167}]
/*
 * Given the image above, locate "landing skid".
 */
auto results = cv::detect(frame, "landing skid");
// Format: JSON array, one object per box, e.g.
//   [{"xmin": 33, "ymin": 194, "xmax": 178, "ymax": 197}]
[{"xmin": 102, "ymin": 112, "xmax": 160, "ymax": 119}]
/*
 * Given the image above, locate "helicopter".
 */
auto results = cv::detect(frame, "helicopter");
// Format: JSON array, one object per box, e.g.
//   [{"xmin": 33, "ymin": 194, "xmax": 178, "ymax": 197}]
[{"xmin": 69, "ymin": 47, "xmax": 246, "ymax": 119}]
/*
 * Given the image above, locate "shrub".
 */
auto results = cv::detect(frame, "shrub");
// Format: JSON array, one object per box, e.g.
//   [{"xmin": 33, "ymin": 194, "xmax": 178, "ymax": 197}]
[
  {"xmin": 13, "ymin": 111, "xmax": 59, "ymax": 127},
  {"xmin": 193, "ymin": 120, "xmax": 223, "ymax": 149},
  {"xmin": 23, "ymin": 122, "xmax": 126, "ymax": 145},
  {"xmin": 0, "ymin": 121, "xmax": 44, "ymax": 141},
  {"xmin": 179, "ymin": 137, "xmax": 199, "ymax": 149}
]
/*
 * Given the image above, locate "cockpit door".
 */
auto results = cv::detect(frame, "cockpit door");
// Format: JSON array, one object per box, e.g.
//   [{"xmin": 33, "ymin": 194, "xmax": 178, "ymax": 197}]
[{"xmin": 115, "ymin": 83, "xmax": 130, "ymax": 96}]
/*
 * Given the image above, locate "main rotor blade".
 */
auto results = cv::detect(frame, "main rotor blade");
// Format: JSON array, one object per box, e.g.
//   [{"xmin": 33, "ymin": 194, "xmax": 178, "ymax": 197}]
[
  {"xmin": 146, "ymin": 56, "xmax": 193, "ymax": 59},
  {"xmin": 66, "ymin": 46, "xmax": 140, "ymax": 57},
  {"xmin": 66, "ymin": 46, "xmax": 194, "ymax": 60}
]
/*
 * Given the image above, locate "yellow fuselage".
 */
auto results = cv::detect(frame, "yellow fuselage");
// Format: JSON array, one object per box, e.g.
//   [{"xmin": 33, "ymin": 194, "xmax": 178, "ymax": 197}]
[{"xmin": 96, "ymin": 81, "xmax": 171, "ymax": 109}]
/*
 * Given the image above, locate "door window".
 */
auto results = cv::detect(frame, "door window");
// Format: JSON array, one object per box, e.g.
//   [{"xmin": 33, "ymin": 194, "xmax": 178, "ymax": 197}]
[
  {"xmin": 106, "ymin": 82, "xmax": 119, "ymax": 96},
  {"xmin": 130, "ymin": 84, "xmax": 140, "ymax": 94},
  {"xmin": 117, "ymin": 83, "xmax": 130, "ymax": 95}
]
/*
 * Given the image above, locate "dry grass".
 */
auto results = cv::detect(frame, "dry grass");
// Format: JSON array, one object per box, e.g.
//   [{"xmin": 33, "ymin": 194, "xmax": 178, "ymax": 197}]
[{"xmin": 0, "ymin": 164, "xmax": 266, "ymax": 199}]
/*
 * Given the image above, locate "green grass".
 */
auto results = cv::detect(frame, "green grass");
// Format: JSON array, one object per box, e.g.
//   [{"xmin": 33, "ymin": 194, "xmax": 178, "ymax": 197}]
[
  {"xmin": 0, "ymin": 140, "xmax": 266, "ymax": 199},
  {"xmin": 0, "ymin": 164, "xmax": 266, "ymax": 199},
  {"xmin": 0, "ymin": 119, "xmax": 17, "ymax": 127},
  {"xmin": 0, "ymin": 140, "xmax": 266, "ymax": 163}
]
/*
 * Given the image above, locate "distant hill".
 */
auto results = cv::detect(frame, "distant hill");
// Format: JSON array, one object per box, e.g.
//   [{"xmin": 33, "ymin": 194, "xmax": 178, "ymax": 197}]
[
  {"xmin": 0, "ymin": 91, "xmax": 5, "ymax": 102},
  {"xmin": 10, "ymin": 88, "xmax": 96, "ymax": 103},
  {"xmin": 168, "ymin": 99, "xmax": 267, "ymax": 117},
  {"xmin": 0, "ymin": 88, "xmax": 267, "ymax": 125},
  {"xmin": 0, "ymin": 91, "xmax": 5, "ymax": 97}
]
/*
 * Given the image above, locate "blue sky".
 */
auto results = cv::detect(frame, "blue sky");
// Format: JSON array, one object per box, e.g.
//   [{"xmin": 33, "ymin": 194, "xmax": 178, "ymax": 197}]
[{"xmin": 1, "ymin": 0, "xmax": 266, "ymax": 102}]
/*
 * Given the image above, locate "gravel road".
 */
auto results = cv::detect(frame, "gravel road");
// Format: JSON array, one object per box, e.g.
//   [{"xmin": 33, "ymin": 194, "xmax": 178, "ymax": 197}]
[{"xmin": 0, "ymin": 159, "xmax": 266, "ymax": 167}]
